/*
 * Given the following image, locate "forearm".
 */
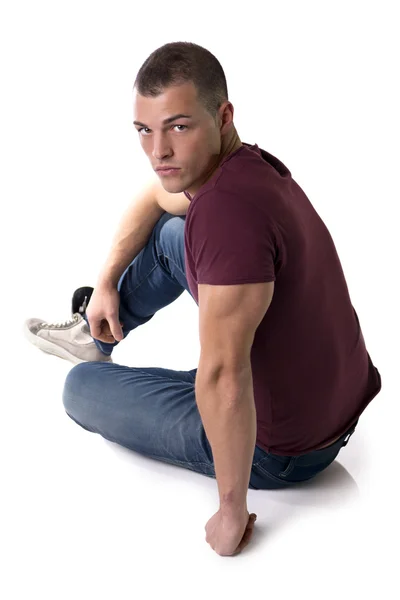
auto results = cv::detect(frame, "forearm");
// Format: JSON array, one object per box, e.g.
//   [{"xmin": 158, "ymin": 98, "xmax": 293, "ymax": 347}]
[
  {"xmin": 97, "ymin": 182, "xmax": 165, "ymax": 288},
  {"xmin": 195, "ymin": 364, "xmax": 256, "ymax": 516}
]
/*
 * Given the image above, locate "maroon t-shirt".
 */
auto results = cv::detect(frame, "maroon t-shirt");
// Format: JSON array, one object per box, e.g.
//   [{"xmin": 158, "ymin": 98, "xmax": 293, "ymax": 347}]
[{"xmin": 184, "ymin": 142, "xmax": 382, "ymax": 456}]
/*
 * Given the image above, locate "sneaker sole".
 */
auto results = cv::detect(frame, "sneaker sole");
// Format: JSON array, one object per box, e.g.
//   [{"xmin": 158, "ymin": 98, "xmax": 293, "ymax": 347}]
[{"xmin": 23, "ymin": 322, "xmax": 113, "ymax": 365}]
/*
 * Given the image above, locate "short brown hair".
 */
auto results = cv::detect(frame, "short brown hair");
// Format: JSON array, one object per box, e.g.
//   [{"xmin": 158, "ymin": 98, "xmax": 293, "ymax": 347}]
[{"xmin": 133, "ymin": 42, "xmax": 229, "ymax": 119}]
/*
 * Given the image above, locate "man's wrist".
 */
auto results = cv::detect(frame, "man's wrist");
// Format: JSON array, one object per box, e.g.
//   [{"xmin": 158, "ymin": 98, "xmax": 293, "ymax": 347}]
[
  {"xmin": 220, "ymin": 501, "xmax": 247, "ymax": 519},
  {"xmin": 96, "ymin": 276, "xmax": 118, "ymax": 291}
]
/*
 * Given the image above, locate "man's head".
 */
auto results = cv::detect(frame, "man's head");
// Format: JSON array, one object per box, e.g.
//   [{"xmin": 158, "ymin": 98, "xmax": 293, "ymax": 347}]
[{"xmin": 132, "ymin": 42, "xmax": 241, "ymax": 196}]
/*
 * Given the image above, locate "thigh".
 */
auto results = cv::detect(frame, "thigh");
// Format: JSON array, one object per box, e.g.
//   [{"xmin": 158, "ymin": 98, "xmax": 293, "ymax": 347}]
[
  {"xmin": 62, "ymin": 362, "xmax": 218, "ymax": 478},
  {"xmin": 62, "ymin": 362, "xmax": 280, "ymax": 489}
]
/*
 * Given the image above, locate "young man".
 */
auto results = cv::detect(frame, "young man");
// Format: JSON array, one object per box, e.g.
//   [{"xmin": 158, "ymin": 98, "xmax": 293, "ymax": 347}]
[{"xmin": 24, "ymin": 42, "xmax": 382, "ymax": 556}]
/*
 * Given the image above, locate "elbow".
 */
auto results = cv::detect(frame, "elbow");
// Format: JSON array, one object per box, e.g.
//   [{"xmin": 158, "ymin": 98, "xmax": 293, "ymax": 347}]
[{"xmin": 197, "ymin": 358, "xmax": 252, "ymax": 386}]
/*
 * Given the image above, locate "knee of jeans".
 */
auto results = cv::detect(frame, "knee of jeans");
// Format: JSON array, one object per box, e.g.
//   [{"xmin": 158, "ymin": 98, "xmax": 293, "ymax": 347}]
[
  {"xmin": 62, "ymin": 363, "xmax": 92, "ymax": 416},
  {"xmin": 157, "ymin": 214, "xmax": 185, "ymax": 254}
]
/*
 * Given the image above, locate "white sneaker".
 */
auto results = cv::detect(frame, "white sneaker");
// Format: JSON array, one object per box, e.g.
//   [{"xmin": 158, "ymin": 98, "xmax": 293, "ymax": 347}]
[{"xmin": 24, "ymin": 312, "xmax": 113, "ymax": 365}]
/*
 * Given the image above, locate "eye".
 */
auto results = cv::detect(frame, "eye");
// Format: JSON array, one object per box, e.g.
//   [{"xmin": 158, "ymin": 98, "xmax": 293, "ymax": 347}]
[{"xmin": 136, "ymin": 125, "xmax": 188, "ymax": 135}]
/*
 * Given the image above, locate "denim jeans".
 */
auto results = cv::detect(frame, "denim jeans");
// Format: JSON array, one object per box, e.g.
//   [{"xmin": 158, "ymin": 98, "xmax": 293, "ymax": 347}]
[{"xmin": 62, "ymin": 212, "xmax": 359, "ymax": 490}]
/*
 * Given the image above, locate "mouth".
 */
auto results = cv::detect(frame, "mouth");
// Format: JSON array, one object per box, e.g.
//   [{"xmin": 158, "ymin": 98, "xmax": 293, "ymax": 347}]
[{"xmin": 156, "ymin": 168, "xmax": 181, "ymax": 176}]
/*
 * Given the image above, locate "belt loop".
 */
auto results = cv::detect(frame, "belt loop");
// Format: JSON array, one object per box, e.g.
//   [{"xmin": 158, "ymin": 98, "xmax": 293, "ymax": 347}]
[
  {"xmin": 342, "ymin": 421, "xmax": 358, "ymax": 446},
  {"xmin": 279, "ymin": 456, "xmax": 298, "ymax": 478},
  {"xmin": 342, "ymin": 428, "xmax": 355, "ymax": 446}
]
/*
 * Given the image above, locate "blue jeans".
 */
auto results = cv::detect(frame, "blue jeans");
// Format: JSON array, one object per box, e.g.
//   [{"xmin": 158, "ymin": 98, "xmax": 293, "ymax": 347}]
[{"xmin": 62, "ymin": 212, "xmax": 358, "ymax": 490}]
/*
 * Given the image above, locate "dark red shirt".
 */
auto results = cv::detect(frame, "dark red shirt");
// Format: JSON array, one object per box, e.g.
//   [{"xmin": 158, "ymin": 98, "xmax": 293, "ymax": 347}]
[{"xmin": 184, "ymin": 142, "xmax": 382, "ymax": 455}]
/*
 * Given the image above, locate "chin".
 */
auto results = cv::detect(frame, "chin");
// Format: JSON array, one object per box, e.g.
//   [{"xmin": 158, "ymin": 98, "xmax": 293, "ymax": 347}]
[{"xmin": 161, "ymin": 180, "xmax": 185, "ymax": 193}]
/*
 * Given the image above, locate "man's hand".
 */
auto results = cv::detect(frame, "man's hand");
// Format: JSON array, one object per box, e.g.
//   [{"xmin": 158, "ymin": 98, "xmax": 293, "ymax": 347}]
[
  {"xmin": 205, "ymin": 509, "xmax": 257, "ymax": 556},
  {"xmin": 86, "ymin": 284, "xmax": 124, "ymax": 343}
]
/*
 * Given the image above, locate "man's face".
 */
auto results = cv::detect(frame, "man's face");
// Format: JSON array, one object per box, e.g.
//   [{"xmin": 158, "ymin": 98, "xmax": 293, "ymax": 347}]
[{"xmin": 133, "ymin": 81, "xmax": 223, "ymax": 194}]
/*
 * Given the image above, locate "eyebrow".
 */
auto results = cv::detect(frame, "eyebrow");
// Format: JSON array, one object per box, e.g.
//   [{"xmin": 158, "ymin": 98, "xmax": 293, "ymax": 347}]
[{"xmin": 133, "ymin": 114, "xmax": 192, "ymax": 127}]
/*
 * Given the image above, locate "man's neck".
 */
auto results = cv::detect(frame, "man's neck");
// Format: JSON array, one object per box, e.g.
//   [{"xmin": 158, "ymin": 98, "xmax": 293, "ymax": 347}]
[{"xmin": 187, "ymin": 131, "xmax": 243, "ymax": 198}]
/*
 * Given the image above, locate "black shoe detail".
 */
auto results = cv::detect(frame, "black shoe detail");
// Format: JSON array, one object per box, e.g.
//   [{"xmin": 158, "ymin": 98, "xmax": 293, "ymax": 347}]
[{"xmin": 71, "ymin": 286, "xmax": 94, "ymax": 316}]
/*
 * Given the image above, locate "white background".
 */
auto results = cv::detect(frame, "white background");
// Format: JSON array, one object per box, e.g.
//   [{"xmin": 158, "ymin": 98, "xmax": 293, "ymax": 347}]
[{"xmin": 1, "ymin": 0, "xmax": 399, "ymax": 598}]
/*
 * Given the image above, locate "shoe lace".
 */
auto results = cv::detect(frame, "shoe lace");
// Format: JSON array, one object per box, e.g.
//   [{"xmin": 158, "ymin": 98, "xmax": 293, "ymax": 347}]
[{"xmin": 41, "ymin": 313, "xmax": 81, "ymax": 329}]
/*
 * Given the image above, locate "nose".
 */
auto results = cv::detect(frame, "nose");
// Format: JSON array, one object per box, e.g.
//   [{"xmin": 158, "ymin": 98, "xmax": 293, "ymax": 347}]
[{"xmin": 151, "ymin": 133, "xmax": 172, "ymax": 161}]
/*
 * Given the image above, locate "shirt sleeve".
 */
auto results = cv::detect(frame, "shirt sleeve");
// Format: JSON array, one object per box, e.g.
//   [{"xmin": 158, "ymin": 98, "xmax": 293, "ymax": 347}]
[{"xmin": 185, "ymin": 190, "xmax": 279, "ymax": 285}]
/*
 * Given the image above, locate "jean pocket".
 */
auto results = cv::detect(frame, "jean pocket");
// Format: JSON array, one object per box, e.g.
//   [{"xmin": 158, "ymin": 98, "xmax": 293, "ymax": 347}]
[
  {"xmin": 253, "ymin": 455, "xmax": 296, "ymax": 486},
  {"xmin": 253, "ymin": 453, "xmax": 336, "ymax": 486}
]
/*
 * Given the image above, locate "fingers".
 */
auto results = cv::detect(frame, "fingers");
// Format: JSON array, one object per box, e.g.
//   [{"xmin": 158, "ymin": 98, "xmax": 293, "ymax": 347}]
[
  {"xmin": 233, "ymin": 513, "xmax": 257, "ymax": 555},
  {"xmin": 89, "ymin": 319, "xmax": 124, "ymax": 343},
  {"xmin": 89, "ymin": 319, "xmax": 103, "ymax": 341},
  {"xmin": 108, "ymin": 317, "xmax": 124, "ymax": 342}
]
